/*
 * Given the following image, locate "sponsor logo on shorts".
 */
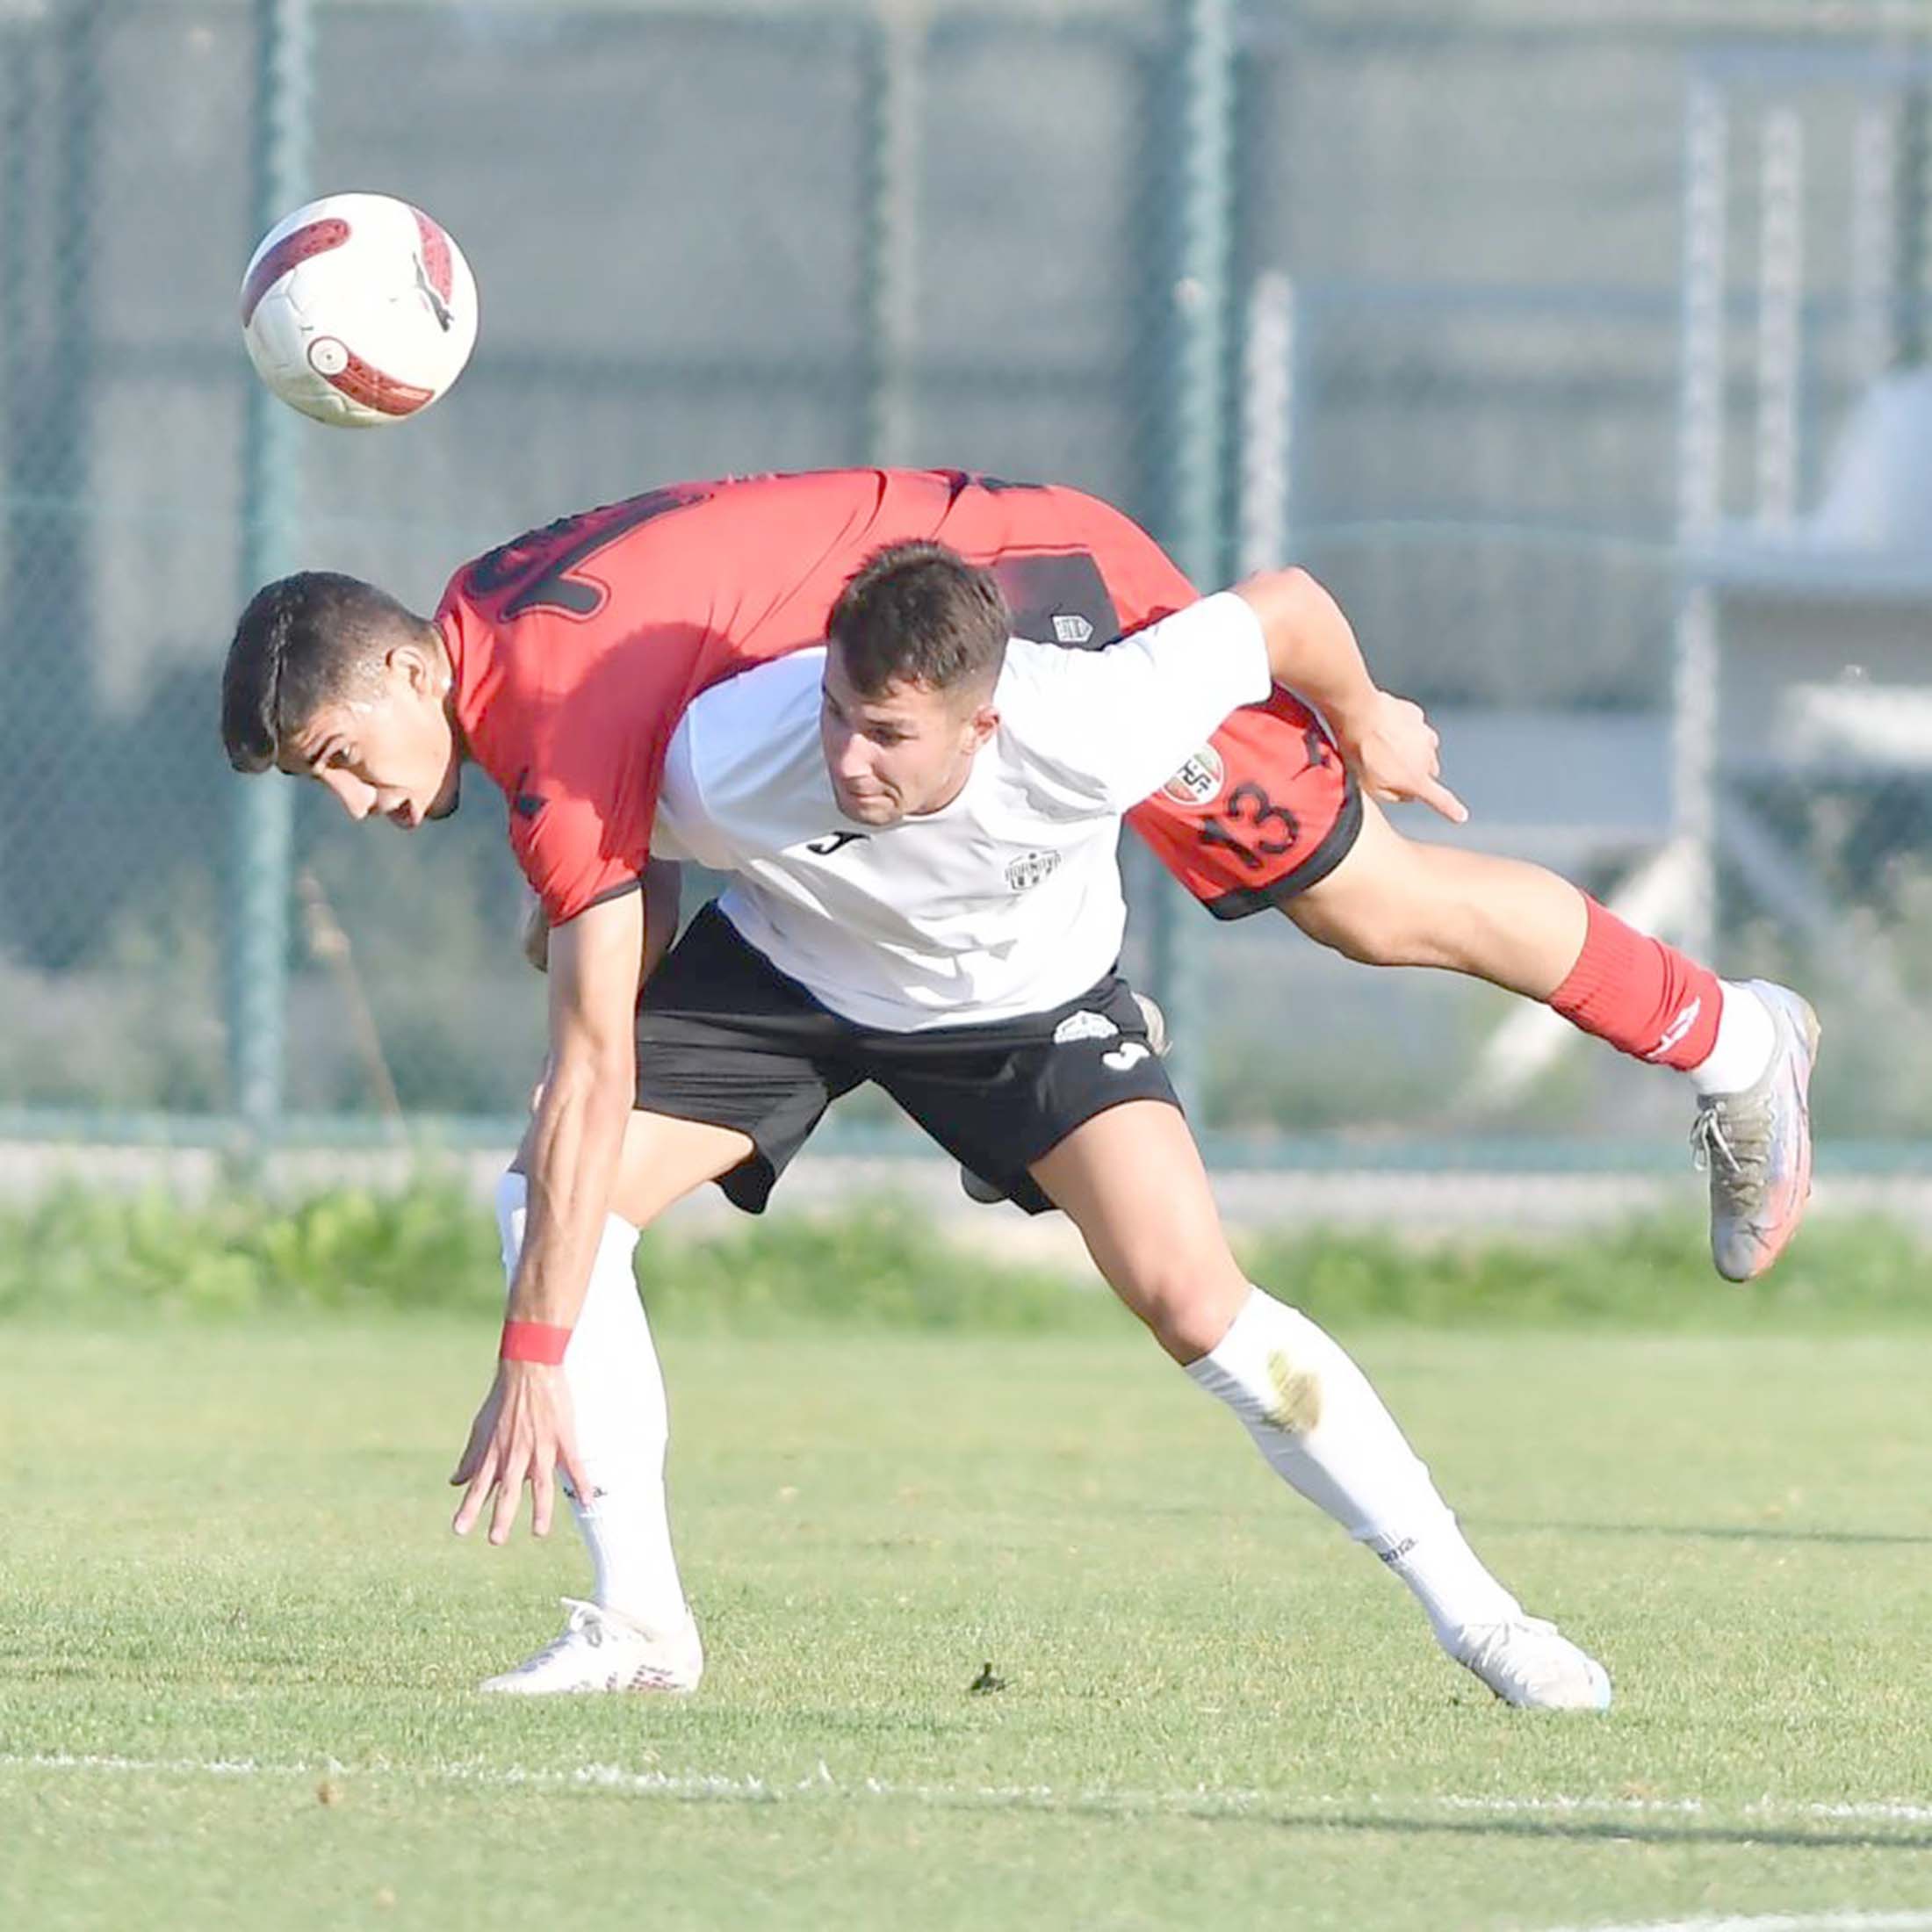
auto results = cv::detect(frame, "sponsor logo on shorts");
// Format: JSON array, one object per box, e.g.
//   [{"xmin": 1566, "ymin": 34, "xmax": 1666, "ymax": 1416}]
[
  {"xmin": 1053, "ymin": 1010, "xmax": 1120, "ymax": 1047},
  {"xmin": 1006, "ymin": 849, "xmax": 1061, "ymax": 892},
  {"xmin": 1161, "ymin": 746, "xmax": 1225, "ymax": 807},
  {"xmin": 1102, "ymin": 1042, "xmax": 1152, "ymax": 1073},
  {"xmin": 1052, "ymin": 612, "xmax": 1094, "ymax": 644}
]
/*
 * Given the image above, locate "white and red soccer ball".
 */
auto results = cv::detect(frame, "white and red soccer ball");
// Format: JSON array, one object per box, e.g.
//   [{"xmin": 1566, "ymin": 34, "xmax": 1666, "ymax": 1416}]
[{"xmin": 239, "ymin": 192, "xmax": 478, "ymax": 428}]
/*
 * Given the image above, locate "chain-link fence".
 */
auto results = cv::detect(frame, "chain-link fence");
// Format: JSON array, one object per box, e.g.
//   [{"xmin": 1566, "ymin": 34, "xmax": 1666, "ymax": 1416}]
[{"xmin": 4, "ymin": 0, "xmax": 1932, "ymax": 1167}]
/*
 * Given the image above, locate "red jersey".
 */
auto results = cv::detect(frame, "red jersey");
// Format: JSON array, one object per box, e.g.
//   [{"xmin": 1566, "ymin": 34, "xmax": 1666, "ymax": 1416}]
[{"xmin": 436, "ymin": 469, "xmax": 1197, "ymax": 926}]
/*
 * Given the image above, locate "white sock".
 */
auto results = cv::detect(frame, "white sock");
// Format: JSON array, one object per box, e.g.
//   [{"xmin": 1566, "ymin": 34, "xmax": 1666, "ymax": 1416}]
[
  {"xmin": 494, "ymin": 1172, "xmax": 691, "ymax": 1638},
  {"xmin": 1186, "ymin": 1287, "xmax": 1522, "ymax": 1640},
  {"xmin": 1687, "ymin": 981, "xmax": 1778, "ymax": 1097}
]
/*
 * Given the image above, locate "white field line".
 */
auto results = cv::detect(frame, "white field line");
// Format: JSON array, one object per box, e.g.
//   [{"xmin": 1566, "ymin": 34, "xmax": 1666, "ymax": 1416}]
[{"xmin": 4, "ymin": 1752, "xmax": 1930, "ymax": 1831}]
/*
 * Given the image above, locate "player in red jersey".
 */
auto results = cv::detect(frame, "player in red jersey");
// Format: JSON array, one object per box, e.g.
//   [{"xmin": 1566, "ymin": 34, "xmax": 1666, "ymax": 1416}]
[
  {"xmin": 423, "ymin": 468, "xmax": 1355, "ymax": 929},
  {"xmin": 222, "ymin": 470, "xmax": 1820, "ymax": 1521}
]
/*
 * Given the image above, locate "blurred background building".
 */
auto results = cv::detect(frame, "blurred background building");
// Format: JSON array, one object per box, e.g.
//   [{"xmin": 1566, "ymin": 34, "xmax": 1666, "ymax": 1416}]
[{"xmin": 4, "ymin": 0, "xmax": 1932, "ymax": 1177}]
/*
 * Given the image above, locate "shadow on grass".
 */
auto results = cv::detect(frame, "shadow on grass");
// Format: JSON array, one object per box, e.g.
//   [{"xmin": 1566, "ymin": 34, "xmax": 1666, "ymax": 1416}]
[
  {"xmin": 1279, "ymin": 1812, "xmax": 1932, "ymax": 1855},
  {"xmin": 1485, "ymin": 1517, "xmax": 1932, "ymax": 1548}
]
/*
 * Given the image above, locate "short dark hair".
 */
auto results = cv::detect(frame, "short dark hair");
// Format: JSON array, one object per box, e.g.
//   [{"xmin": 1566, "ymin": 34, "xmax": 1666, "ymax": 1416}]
[
  {"xmin": 826, "ymin": 542, "xmax": 1009, "ymax": 702},
  {"xmin": 221, "ymin": 572, "xmax": 430, "ymax": 773}
]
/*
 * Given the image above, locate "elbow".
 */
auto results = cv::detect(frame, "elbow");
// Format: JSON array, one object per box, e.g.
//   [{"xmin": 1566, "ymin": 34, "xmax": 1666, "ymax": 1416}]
[{"xmin": 1239, "ymin": 565, "xmax": 1327, "ymax": 631}]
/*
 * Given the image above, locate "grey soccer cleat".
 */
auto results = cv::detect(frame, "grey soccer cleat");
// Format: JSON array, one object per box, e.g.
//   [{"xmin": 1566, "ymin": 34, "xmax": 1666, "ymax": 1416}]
[
  {"xmin": 1690, "ymin": 980, "xmax": 1820, "ymax": 1283},
  {"xmin": 1445, "ymin": 1617, "xmax": 1612, "ymax": 1712},
  {"xmin": 960, "ymin": 991, "xmax": 1171, "ymax": 1204}
]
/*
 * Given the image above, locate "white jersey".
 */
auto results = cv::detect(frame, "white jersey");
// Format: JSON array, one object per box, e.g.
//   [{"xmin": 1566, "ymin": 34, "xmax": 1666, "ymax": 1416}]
[{"xmin": 651, "ymin": 591, "xmax": 1270, "ymax": 1031}]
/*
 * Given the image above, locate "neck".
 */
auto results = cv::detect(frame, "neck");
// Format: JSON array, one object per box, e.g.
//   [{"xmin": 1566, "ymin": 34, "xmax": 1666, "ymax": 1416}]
[
  {"xmin": 908, "ymin": 754, "xmax": 978, "ymax": 818},
  {"xmin": 428, "ymin": 619, "xmax": 468, "ymax": 760}
]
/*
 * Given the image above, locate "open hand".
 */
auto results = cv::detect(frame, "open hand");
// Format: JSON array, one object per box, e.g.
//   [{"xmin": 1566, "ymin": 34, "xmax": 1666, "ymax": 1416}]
[{"xmin": 450, "ymin": 1358, "xmax": 593, "ymax": 1546}]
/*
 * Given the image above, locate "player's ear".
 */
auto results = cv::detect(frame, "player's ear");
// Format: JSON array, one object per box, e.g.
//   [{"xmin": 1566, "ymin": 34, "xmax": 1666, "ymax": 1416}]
[
  {"xmin": 967, "ymin": 700, "xmax": 998, "ymax": 749},
  {"xmin": 390, "ymin": 638, "xmax": 437, "ymax": 698}
]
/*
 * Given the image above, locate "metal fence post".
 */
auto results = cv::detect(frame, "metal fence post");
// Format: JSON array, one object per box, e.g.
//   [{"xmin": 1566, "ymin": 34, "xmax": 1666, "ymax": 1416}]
[
  {"xmin": 1154, "ymin": 0, "xmax": 1235, "ymax": 1123},
  {"xmin": 1897, "ymin": 84, "xmax": 1928, "ymax": 368},
  {"xmin": 861, "ymin": 0, "xmax": 925, "ymax": 466},
  {"xmin": 1671, "ymin": 73, "xmax": 1727, "ymax": 970},
  {"xmin": 0, "ymin": 4, "xmax": 102, "ymax": 972},
  {"xmin": 229, "ymin": 0, "xmax": 314, "ymax": 1150}
]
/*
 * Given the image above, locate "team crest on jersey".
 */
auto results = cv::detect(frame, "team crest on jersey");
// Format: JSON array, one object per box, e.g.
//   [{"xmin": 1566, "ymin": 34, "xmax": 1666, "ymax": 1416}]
[
  {"xmin": 1162, "ymin": 746, "xmax": 1225, "ymax": 807},
  {"xmin": 1052, "ymin": 612, "xmax": 1094, "ymax": 645},
  {"xmin": 1006, "ymin": 849, "xmax": 1061, "ymax": 893},
  {"xmin": 1052, "ymin": 1009, "xmax": 1120, "ymax": 1047}
]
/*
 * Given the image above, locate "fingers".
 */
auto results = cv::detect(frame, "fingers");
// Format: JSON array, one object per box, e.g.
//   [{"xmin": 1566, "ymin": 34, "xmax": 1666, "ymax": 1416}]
[
  {"xmin": 451, "ymin": 1366, "xmax": 577, "ymax": 1546},
  {"xmin": 451, "ymin": 1443, "xmax": 501, "ymax": 1537},
  {"xmin": 1416, "ymin": 775, "xmax": 1470, "ymax": 824},
  {"xmin": 449, "ymin": 1414, "xmax": 489, "ymax": 1488},
  {"xmin": 488, "ymin": 1451, "xmax": 526, "ymax": 1546},
  {"xmin": 1362, "ymin": 769, "xmax": 1470, "ymax": 824},
  {"xmin": 562, "ymin": 1444, "xmax": 596, "ymax": 1525}
]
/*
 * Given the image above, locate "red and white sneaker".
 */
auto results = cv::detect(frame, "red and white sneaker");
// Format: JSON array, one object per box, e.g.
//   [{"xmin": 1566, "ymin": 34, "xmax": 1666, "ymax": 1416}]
[
  {"xmin": 479, "ymin": 1598, "xmax": 703, "ymax": 1696},
  {"xmin": 1691, "ymin": 980, "xmax": 1821, "ymax": 1282}
]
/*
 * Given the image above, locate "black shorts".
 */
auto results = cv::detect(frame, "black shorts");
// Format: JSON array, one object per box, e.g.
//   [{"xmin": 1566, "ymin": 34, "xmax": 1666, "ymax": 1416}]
[{"xmin": 634, "ymin": 904, "xmax": 1179, "ymax": 1215}]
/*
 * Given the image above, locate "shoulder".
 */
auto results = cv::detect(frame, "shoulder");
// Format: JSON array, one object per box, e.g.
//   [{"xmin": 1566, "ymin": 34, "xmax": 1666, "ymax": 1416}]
[
  {"xmin": 680, "ymin": 648, "xmax": 825, "ymax": 769},
  {"xmin": 688, "ymin": 646, "xmax": 825, "ymax": 723}
]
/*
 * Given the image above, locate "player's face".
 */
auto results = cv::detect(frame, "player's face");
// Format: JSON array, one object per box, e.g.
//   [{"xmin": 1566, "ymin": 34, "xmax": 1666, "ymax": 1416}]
[
  {"xmin": 819, "ymin": 654, "xmax": 997, "ymax": 826},
  {"xmin": 280, "ymin": 645, "xmax": 462, "ymax": 830}
]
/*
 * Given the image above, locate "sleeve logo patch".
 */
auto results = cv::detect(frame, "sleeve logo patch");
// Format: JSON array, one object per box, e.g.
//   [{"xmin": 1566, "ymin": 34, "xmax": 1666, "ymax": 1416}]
[{"xmin": 1161, "ymin": 746, "xmax": 1225, "ymax": 806}]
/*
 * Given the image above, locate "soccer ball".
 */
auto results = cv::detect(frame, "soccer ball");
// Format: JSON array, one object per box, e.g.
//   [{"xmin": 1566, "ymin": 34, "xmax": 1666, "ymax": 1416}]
[{"xmin": 239, "ymin": 192, "xmax": 479, "ymax": 428}]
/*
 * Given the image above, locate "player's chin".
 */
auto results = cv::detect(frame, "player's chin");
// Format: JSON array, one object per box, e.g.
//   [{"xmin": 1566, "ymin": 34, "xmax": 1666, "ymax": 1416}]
[{"xmin": 836, "ymin": 790, "xmax": 898, "ymax": 825}]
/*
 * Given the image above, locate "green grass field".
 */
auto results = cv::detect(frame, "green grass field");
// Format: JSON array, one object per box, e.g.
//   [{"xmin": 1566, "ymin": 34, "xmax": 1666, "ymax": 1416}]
[{"xmin": 4, "ymin": 1311, "xmax": 1931, "ymax": 1930}]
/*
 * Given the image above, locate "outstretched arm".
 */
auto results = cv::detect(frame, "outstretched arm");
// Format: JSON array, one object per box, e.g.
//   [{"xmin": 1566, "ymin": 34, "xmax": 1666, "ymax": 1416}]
[
  {"xmin": 1235, "ymin": 568, "xmax": 1467, "ymax": 824},
  {"xmin": 451, "ymin": 881, "xmax": 646, "ymax": 1545}
]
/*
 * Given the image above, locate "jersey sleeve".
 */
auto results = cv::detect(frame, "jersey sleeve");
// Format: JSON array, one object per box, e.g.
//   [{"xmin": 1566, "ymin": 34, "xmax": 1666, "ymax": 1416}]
[
  {"xmin": 1013, "ymin": 591, "xmax": 1272, "ymax": 811},
  {"xmin": 508, "ymin": 696, "xmax": 666, "ymax": 926}
]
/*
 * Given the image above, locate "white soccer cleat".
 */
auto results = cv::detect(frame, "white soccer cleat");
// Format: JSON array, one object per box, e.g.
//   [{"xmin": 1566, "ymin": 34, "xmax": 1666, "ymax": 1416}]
[
  {"xmin": 1444, "ymin": 1617, "xmax": 1612, "ymax": 1712},
  {"xmin": 479, "ymin": 1598, "xmax": 704, "ymax": 1696}
]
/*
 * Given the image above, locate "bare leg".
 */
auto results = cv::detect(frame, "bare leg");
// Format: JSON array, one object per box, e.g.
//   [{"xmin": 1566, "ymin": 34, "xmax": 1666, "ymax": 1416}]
[
  {"xmin": 1285, "ymin": 795, "xmax": 1588, "ymax": 998},
  {"xmin": 1028, "ymin": 1099, "xmax": 1248, "ymax": 1361},
  {"xmin": 1027, "ymin": 1101, "xmax": 1595, "ymax": 1690},
  {"xmin": 515, "ymin": 1106, "xmax": 753, "ymax": 1226}
]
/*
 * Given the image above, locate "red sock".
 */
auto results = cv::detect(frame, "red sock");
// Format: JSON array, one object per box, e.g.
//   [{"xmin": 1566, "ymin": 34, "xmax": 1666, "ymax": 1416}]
[{"xmin": 1547, "ymin": 898, "xmax": 1722, "ymax": 1071}]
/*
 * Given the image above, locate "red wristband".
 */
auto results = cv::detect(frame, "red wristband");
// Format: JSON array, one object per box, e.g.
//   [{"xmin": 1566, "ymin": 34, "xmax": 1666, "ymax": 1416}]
[{"xmin": 500, "ymin": 1319, "xmax": 571, "ymax": 1365}]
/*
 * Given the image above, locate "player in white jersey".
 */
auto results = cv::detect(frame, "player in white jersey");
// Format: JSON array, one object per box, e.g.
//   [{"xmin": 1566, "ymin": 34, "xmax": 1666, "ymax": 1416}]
[{"xmin": 456, "ymin": 544, "xmax": 1612, "ymax": 1711}]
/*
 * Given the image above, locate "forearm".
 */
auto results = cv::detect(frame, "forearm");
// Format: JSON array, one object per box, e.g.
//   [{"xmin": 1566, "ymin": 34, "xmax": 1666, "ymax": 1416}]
[
  {"xmin": 1236, "ymin": 567, "xmax": 1380, "ymax": 735},
  {"xmin": 508, "ymin": 1049, "xmax": 633, "ymax": 1330}
]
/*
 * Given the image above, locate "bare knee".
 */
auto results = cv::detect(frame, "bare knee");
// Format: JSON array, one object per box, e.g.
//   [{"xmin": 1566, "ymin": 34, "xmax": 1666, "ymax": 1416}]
[{"xmin": 1105, "ymin": 1250, "xmax": 1250, "ymax": 1363}]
